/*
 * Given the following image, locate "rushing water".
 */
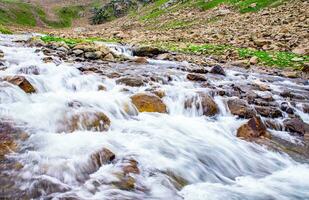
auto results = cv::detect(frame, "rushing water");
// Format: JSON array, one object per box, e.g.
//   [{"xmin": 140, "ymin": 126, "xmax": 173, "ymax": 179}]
[{"xmin": 0, "ymin": 34, "xmax": 309, "ymax": 200}]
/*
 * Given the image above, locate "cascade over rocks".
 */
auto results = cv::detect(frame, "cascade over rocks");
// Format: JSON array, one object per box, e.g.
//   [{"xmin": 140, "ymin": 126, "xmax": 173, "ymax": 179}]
[
  {"xmin": 185, "ymin": 93, "xmax": 219, "ymax": 116},
  {"xmin": 227, "ymin": 98, "xmax": 256, "ymax": 118},
  {"xmin": 131, "ymin": 93, "xmax": 167, "ymax": 113},
  {"xmin": 3, "ymin": 76, "xmax": 36, "ymax": 93},
  {"xmin": 59, "ymin": 111, "xmax": 111, "ymax": 132},
  {"xmin": 237, "ymin": 116, "xmax": 271, "ymax": 140},
  {"xmin": 283, "ymin": 118, "xmax": 309, "ymax": 136}
]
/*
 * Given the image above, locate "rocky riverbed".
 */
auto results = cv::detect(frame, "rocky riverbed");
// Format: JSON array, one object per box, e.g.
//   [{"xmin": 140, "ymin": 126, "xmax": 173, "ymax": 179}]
[{"xmin": 0, "ymin": 33, "xmax": 309, "ymax": 199}]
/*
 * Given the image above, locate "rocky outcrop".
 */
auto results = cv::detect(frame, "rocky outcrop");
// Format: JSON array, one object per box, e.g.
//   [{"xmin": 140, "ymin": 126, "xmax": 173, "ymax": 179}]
[
  {"xmin": 283, "ymin": 118, "xmax": 309, "ymax": 136},
  {"xmin": 3, "ymin": 76, "xmax": 36, "ymax": 93},
  {"xmin": 185, "ymin": 93, "xmax": 219, "ymax": 116},
  {"xmin": 237, "ymin": 116, "xmax": 271, "ymax": 140},
  {"xmin": 227, "ymin": 98, "xmax": 256, "ymax": 118},
  {"xmin": 131, "ymin": 93, "xmax": 167, "ymax": 113}
]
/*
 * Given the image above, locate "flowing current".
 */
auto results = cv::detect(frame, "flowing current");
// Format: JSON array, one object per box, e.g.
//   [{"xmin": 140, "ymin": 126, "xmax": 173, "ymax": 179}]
[{"xmin": 0, "ymin": 34, "xmax": 309, "ymax": 200}]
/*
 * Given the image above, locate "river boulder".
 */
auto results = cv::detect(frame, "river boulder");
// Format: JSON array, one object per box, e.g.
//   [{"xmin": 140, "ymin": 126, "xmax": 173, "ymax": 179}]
[
  {"xmin": 90, "ymin": 147, "xmax": 115, "ymax": 169},
  {"xmin": 227, "ymin": 98, "xmax": 256, "ymax": 118},
  {"xmin": 116, "ymin": 77, "xmax": 145, "ymax": 87},
  {"xmin": 60, "ymin": 111, "xmax": 111, "ymax": 132},
  {"xmin": 283, "ymin": 118, "xmax": 309, "ymax": 135},
  {"xmin": 3, "ymin": 75, "xmax": 36, "ymax": 93},
  {"xmin": 254, "ymin": 106, "xmax": 283, "ymax": 118},
  {"xmin": 187, "ymin": 73, "xmax": 207, "ymax": 81},
  {"xmin": 185, "ymin": 93, "xmax": 219, "ymax": 116},
  {"xmin": 237, "ymin": 116, "xmax": 271, "ymax": 139},
  {"xmin": 131, "ymin": 93, "xmax": 167, "ymax": 113},
  {"xmin": 133, "ymin": 46, "xmax": 166, "ymax": 58},
  {"xmin": 210, "ymin": 65, "xmax": 226, "ymax": 76}
]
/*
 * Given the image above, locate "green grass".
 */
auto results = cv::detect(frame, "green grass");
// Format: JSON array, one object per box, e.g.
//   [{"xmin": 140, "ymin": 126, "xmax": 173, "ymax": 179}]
[
  {"xmin": 0, "ymin": 25, "xmax": 12, "ymax": 34},
  {"xmin": 194, "ymin": 0, "xmax": 286, "ymax": 12},
  {"xmin": 0, "ymin": 0, "xmax": 37, "ymax": 26},
  {"xmin": 42, "ymin": 6, "xmax": 84, "ymax": 28},
  {"xmin": 40, "ymin": 35, "xmax": 121, "ymax": 46},
  {"xmin": 146, "ymin": 41, "xmax": 308, "ymax": 70}
]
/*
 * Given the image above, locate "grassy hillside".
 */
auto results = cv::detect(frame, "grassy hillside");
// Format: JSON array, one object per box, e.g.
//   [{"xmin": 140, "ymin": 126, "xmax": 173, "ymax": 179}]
[{"xmin": 0, "ymin": 0, "xmax": 97, "ymax": 28}]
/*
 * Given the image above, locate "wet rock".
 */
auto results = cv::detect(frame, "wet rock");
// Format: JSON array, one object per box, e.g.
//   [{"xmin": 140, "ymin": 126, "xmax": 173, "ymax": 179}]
[
  {"xmin": 283, "ymin": 118, "xmax": 309, "ymax": 135},
  {"xmin": 72, "ymin": 49, "xmax": 84, "ymax": 56},
  {"xmin": 17, "ymin": 65, "xmax": 40, "ymax": 75},
  {"xmin": 237, "ymin": 116, "xmax": 271, "ymax": 139},
  {"xmin": 85, "ymin": 51, "xmax": 102, "ymax": 59},
  {"xmin": 281, "ymin": 71, "xmax": 298, "ymax": 78},
  {"xmin": 255, "ymin": 106, "xmax": 283, "ymax": 118},
  {"xmin": 302, "ymin": 104, "xmax": 309, "ymax": 113},
  {"xmin": 0, "ymin": 134, "xmax": 17, "ymax": 159},
  {"xmin": 0, "ymin": 49, "xmax": 4, "ymax": 58},
  {"xmin": 257, "ymin": 91, "xmax": 274, "ymax": 101},
  {"xmin": 116, "ymin": 77, "xmax": 145, "ymax": 87},
  {"xmin": 280, "ymin": 102, "xmax": 294, "ymax": 114},
  {"xmin": 132, "ymin": 57, "xmax": 148, "ymax": 64},
  {"xmin": 112, "ymin": 174, "xmax": 136, "ymax": 190},
  {"xmin": 209, "ymin": 65, "xmax": 225, "ymax": 76},
  {"xmin": 265, "ymin": 119, "xmax": 283, "ymax": 131},
  {"xmin": 133, "ymin": 46, "xmax": 166, "ymax": 58},
  {"xmin": 60, "ymin": 111, "xmax": 111, "ymax": 132},
  {"xmin": 186, "ymin": 73, "xmax": 206, "ymax": 82},
  {"xmin": 3, "ymin": 75, "xmax": 36, "ymax": 93},
  {"xmin": 42, "ymin": 56, "xmax": 53, "ymax": 63},
  {"xmin": 227, "ymin": 98, "xmax": 256, "ymax": 118},
  {"xmin": 122, "ymin": 159, "xmax": 140, "ymax": 175},
  {"xmin": 103, "ymin": 53, "xmax": 115, "ymax": 61},
  {"xmin": 90, "ymin": 148, "xmax": 115, "ymax": 169},
  {"xmin": 131, "ymin": 93, "xmax": 167, "ymax": 113},
  {"xmin": 252, "ymin": 80, "xmax": 270, "ymax": 91},
  {"xmin": 185, "ymin": 93, "xmax": 219, "ymax": 117}
]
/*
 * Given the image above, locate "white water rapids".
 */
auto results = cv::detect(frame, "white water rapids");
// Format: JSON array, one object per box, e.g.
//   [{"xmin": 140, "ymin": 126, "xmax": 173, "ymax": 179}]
[{"xmin": 0, "ymin": 34, "xmax": 309, "ymax": 200}]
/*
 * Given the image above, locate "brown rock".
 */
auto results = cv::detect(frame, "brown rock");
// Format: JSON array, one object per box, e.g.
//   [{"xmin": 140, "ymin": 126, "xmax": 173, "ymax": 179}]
[
  {"xmin": 3, "ymin": 76, "xmax": 36, "ymax": 93},
  {"xmin": 116, "ymin": 77, "xmax": 145, "ymax": 87},
  {"xmin": 209, "ymin": 65, "xmax": 225, "ymax": 76},
  {"xmin": 133, "ymin": 57, "xmax": 148, "ymax": 64},
  {"xmin": 122, "ymin": 159, "xmax": 140, "ymax": 175},
  {"xmin": 131, "ymin": 93, "xmax": 167, "ymax": 113},
  {"xmin": 283, "ymin": 118, "xmax": 309, "ymax": 135},
  {"xmin": 302, "ymin": 104, "xmax": 309, "ymax": 113},
  {"xmin": 237, "ymin": 116, "xmax": 271, "ymax": 139},
  {"xmin": 227, "ymin": 98, "xmax": 256, "ymax": 118},
  {"xmin": 133, "ymin": 46, "xmax": 166, "ymax": 57},
  {"xmin": 249, "ymin": 56, "xmax": 259, "ymax": 65},
  {"xmin": 185, "ymin": 93, "xmax": 219, "ymax": 116},
  {"xmin": 90, "ymin": 148, "xmax": 115, "ymax": 168},
  {"xmin": 60, "ymin": 111, "xmax": 111, "ymax": 132},
  {"xmin": 0, "ymin": 134, "xmax": 17, "ymax": 159},
  {"xmin": 186, "ymin": 73, "xmax": 206, "ymax": 81},
  {"xmin": 255, "ymin": 106, "xmax": 283, "ymax": 118}
]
